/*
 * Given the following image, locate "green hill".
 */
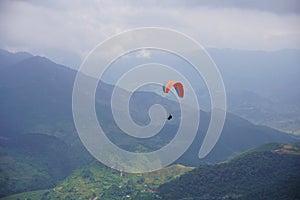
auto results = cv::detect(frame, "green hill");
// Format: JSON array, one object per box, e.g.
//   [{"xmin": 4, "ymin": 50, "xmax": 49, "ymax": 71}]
[
  {"xmin": 0, "ymin": 133, "xmax": 91, "ymax": 197},
  {"xmin": 45, "ymin": 162, "xmax": 192, "ymax": 200},
  {"xmin": 158, "ymin": 142, "xmax": 300, "ymax": 200},
  {"xmin": 0, "ymin": 161, "xmax": 192, "ymax": 200},
  {"xmin": 3, "ymin": 143, "xmax": 299, "ymax": 200},
  {"xmin": 0, "ymin": 190, "xmax": 48, "ymax": 200}
]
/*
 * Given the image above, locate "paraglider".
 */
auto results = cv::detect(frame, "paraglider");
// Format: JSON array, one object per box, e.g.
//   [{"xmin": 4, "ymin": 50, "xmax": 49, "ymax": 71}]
[
  {"xmin": 163, "ymin": 80, "xmax": 184, "ymax": 98},
  {"xmin": 163, "ymin": 80, "xmax": 184, "ymax": 121}
]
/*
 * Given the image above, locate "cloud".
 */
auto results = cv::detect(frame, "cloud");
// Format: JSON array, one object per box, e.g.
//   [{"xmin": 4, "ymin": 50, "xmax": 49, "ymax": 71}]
[
  {"xmin": 136, "ymin": 49, "xmax": 151, "ymax": 58},
  {"xmin": 0, "ymin": 0, "xmax": 299, "ymax": 68},
  {"xmin": 161, "ymin": 0, "xmax": 300, "ymax": 14}
]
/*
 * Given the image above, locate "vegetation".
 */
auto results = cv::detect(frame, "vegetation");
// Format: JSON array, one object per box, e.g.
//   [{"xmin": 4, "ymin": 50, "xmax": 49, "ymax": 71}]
[
  {"xmin": 0, "ymin": 133, "xmax": 91, "ymax": 197},
  {"xmin": 42, "ymin": 161, "xmax": 191, "ymax": 200},
  {"xmin": 1, "ymin": 50, "xmax": 299, "ymax": 199},
  {"xmin": 158, "ymin": 143, "xmax": 300, "ymax": 200},
  {"xmin": 0, "ymin": 190, "xmax": 48, "ymax": 200},
  {"xmin": 1, "ymin": 161, "xmax": 191, "ymax": 200},
  {"xmin": 3, "ymin": 143, "xmax": 299, "ymax": 200}
]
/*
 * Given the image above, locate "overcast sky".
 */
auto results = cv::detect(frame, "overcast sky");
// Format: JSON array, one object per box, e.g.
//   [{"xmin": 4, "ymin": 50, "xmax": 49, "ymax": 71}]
[{"xmin": 0, "ymin": 0, "xmax": 300, "ymax": 68}]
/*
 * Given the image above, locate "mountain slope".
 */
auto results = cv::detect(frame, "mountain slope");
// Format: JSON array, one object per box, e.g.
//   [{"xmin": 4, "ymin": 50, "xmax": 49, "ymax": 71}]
[
  {"xmin": 0, "ymin": 55, "xmax": 76, "ymax": 142},
  {"xmin": 178, "ymin": 112, "xmax": 296, "ymax": 165},
  {"xmin": 0, "ymin": 49, "xmax": 297, "ymax": 165},
  {"xmin": 0, "ymin": 133, "xmax": 91, "ymax": 197},
  {"xmin": 0, "ymin": 49, "xmax": 32, "ymax": 70},
  {"xmin": 208, "ymin": 48, "xmax": 300, "ymax": 133},
  {"xmin": 13, "ymin": 161, "xmax": 192, "ymax": 200},
  {"xmin": 3, "ymin": 143, "xmax": 299, "ymax": 200},
  {"xmin": 158, "ymin": 142, "xmax": 300, "ymax": 200}
]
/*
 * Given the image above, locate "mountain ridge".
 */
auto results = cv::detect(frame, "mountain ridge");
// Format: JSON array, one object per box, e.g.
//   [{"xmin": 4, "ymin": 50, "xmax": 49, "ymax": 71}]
[
  {"xmin": 158, "ymin": 142, "xmax": 300, "ymax": 200},
  {"xmin": 0, "ymin": 49, "xmax": 297, "ymax": 164}
]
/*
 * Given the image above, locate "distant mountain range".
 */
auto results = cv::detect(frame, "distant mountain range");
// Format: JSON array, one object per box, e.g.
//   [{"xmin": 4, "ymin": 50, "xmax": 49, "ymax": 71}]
[
  {"xmin": 97, "ymin": 48, "xmax": 300, "ymax": 133},
  {"xmin": 208, "ymin": 48, "xmax": 300, "ymax": 134},
  {"xmin": 0, "ymin": 49, "xmax": 296, "ymax": 159},
  {"xmin": 0, "ymin": 49, "xmax": 299, "ymax": 198}
]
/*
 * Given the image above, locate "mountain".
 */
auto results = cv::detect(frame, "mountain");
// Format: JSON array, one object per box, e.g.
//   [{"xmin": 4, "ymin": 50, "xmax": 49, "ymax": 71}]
[
  {"xmin": 207, "ymin": 49, "xmax": 300, "ymax": 96},
  {"xmin": 0, "ymin": 53, "xmax": 77, "ymax": 143},
  {"xmin": 100, "ymin": 48, "xmax": 300, "ymax": 133},
  {"xmin": 0, "ymin": 133, "xmax": 91, "ymax": 197},
  {"xmin": 0, "ymin": 49, "xmax": 33, "ymax": 70},
  {"xmin": 158, "ymin": 142, "xmax": 300, "ymax": 200},
  {"xmin": 45, "ymin": 162, "xmax": 192, "ymax": 200},
  {"xmin": 2, "ymin": 142, "xmax": 299, "ymax": 200},
  {"xmin": 0, "ymin": 49, "xmax": 297, "ymax": 165},
  {"xmin": 208, "ymin": 48, "xmax": 300, "ymax": 134},
  {"xmin": 0, "ymin": 49, "xmax": 298, "ymax": 198},
  {"xmin": 226, "ymin": 89, "xmax": 300, "ymax": 134},
  {"xmin": 176, "ymin": 112, "xmax": 296, "ymax": 166},
  {"xmin": 1, "ymin": 161, "xmax": 192, "ymax": 200}
]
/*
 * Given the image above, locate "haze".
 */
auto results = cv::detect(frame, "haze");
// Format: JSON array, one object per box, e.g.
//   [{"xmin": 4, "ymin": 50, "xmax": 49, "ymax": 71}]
[{"xmin": 1, "ymin": 0, "xmax": 300, "ymax": 68}]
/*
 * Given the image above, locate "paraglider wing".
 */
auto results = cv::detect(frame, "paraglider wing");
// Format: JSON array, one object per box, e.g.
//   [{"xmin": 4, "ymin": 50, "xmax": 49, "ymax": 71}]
[{"xmin": 163, "ymin": 80, "xmax": 184, "ymax": 98}]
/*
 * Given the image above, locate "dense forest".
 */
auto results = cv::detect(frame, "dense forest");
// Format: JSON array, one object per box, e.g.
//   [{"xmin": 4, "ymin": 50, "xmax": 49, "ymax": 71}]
[{"xmin": 158, "ymin": 143, "xmax": 300, "ymax": 200}]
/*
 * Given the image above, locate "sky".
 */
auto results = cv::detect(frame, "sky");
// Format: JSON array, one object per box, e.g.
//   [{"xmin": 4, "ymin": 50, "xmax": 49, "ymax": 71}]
[{"xmin": 0, "ymin": 0, "xmax": 300, "ymax": 68}]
